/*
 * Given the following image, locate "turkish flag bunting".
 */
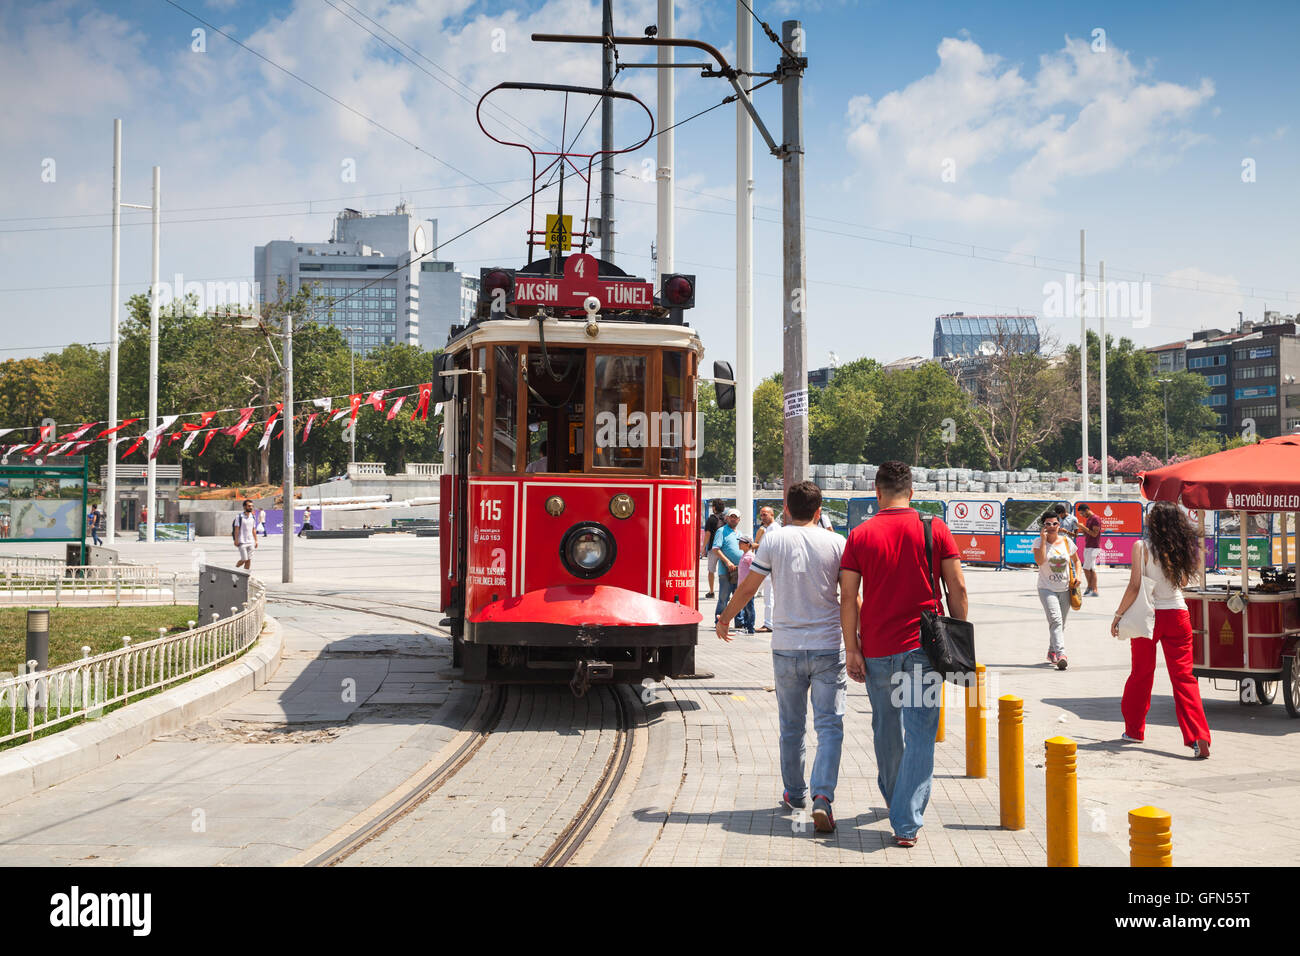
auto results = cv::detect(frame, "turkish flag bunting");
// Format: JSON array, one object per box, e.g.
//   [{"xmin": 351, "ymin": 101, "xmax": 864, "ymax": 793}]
[
  {"xmin": 386, "ymin": 396, "xmax": 406, "ymax": 420},
  {"xmin": 230, "ymin": 408, "xmax": 256, "ymax": 446},
  {"xmin": 349, "ymin": 394, "xmax": 363, "ymax": 425},
  {"xmin": 200, "ymin": 430, "xmax": 219, "ymax": 456},
  {"xmin": 70, "ymin": 440, "xmax": 94, "ymax": 455},
  {"xmin": 58, "ymin": 422, "xmax": 96, "ymax": 442},
  {"xmin": 312, "ymin": 397, "xmax": 333, "ymax": 413},
  {"xmin": 330, "ymin": 408, "xmax": 349, "ymax": 422},
  {"xmin": 366, "ymin": 389, "xmax": 388, "ymax": 411},
  {"xmin": 303, "ymin": 413, "xmax": 319, "ymax": 441},
  {"xmin": 121, "ymin": 436, "xmax": 146, "ymax": 458},
  {"xmin": 184, "ymin": 411, "xmax": 217, "ymax": 432},
  {"xmin": 412, "ymin": 383, "xmax": 433, "ymax": 420},
  {"xmin": 258, "ymin": 403, "xmax": 283, "ymax": 451},
  {"xmin": 147, "ymin": 415, "xmax": 180, "ymax": 460},
  {"xmin": 24, "ymin": 443, "xmax": 46, "ymax": 456},
  {"xmin": 96, "ymin": 419, "xmax": 140, "ymax": 440},
  {"xmin": 182, "ymin": 429, "xmax": 202, "ymax": 452}
]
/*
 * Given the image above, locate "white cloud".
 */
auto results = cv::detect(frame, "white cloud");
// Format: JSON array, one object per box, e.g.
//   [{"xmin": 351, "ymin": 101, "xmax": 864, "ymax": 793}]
[{"xmin": 844, "ymin": 33, "xmax": 1214, "ymax": 223}]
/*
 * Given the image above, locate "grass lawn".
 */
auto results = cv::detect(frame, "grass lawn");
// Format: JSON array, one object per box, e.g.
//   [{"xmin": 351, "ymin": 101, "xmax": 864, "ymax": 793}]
[{"xmin": 0, "ymin": 605, "xmax": 202, "ymax": 675}]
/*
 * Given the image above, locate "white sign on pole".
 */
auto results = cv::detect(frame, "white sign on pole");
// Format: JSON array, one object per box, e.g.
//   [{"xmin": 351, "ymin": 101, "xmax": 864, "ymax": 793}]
[{"xmin": 947, "ymin": 499, "xmax": 1002, "ymax": 534}]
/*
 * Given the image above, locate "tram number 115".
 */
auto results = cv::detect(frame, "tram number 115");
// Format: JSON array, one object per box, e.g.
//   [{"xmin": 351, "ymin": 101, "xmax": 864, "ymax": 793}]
[
  {"xmin": 480, "ymin": 499, "xmax": 502, "ymax": 522},
  {"xmin": 673, "ymin": 503, "xmax": 692, "ymax": 525}
]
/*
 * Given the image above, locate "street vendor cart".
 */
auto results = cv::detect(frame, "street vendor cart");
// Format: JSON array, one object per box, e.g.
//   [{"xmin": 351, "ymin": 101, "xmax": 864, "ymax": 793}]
[{"xmin": 1140, "ymin": 435, "xmax": 1300, "ymax": 718}]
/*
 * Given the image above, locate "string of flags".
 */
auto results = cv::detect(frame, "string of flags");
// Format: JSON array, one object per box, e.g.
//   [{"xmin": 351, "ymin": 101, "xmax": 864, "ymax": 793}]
[{"xmin": 0, "ymin": 382, "xmax": 441, "ymax": 464}]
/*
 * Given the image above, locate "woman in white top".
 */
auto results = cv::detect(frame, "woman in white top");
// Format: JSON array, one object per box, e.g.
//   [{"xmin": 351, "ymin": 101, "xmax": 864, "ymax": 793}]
[
  {"xmin": 1033, "ymin": 509, "xmax": 1080, "ymax": 670},
  {"xmin": 1111, "ymin": 501, "xmax": 1212, "ymax": 758}
]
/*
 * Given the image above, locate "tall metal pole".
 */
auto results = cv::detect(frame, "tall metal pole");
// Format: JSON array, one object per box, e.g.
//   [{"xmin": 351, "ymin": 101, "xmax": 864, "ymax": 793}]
[
  {"xmin": 655, "ymin": 0, "xmax": 674, "ymax": 276},
  {"xmin": 780, "ymin": 20, "xmax": 809, "ymax": 493},
  {"xmin": 1079, "ymin": 229, "xmax": 1088, "ymax": 496},
  {"xmin": 282, "ymin": 315, "xmax": 294, "ymax": 583},
  {"xmin": 106, "ymin": 119, "xmax": 122, "ymax": 545},
  {"xmin": 1099, "ymin": 258, "xmax": 1108, "ymax": 501},
  {"xmin": 599, "ymin": 0, "xmax": 615, "ymax": 264},
  {"xmin": 146, "ymin": 166, "xmax": 160, "ymax": 543},
  {"xmin": 345, "ymin": 326, "xmax": 358, "ymax": 463},
  {"xmin": 735, "ymin": 3, "xmax": 754, "ymax": 529}
]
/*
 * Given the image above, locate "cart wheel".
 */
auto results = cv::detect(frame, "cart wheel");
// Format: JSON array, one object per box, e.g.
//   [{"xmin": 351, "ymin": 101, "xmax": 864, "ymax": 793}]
[
  {"xmin": 1240, "ymin": 678, "xmax": 1278, "ymax": 705},
  {"xmin": 1285, "ymin": 656, "xmax": 1300, "ymax": 719}
]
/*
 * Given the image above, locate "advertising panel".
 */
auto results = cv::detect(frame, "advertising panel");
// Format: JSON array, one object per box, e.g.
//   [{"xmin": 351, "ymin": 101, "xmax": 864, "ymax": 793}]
[
  {"xmin": 1217, "ymin": 537, "xmax": 1272, "ymax": 568},
  {"xmin": 946, "ymin": 500, "xmax": 1002, "ymax": 535},
  {"xmin": 955, "ymin": 533, "xmax": 1002, "ymax": 565},
  {"xmin": 1075, "ymin": 500, "xmax": 1143, "ymax": 535},
  {"xmin": 1003, "ymin": 533, "xmax": 1040, "ymax": 565}
]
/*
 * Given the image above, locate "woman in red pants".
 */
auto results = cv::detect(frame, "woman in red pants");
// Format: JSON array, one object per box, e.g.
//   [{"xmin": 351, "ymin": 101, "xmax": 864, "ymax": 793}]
[{"xmin": 1110, "ymin": 501, "xmax": 1212, "ymax": 758}]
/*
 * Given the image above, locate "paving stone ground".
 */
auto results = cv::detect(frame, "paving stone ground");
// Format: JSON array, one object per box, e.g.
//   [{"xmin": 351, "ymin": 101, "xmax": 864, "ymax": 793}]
[{"xmin": 5, "ymin": 537, "xmax": 1299, "ymax": 866}]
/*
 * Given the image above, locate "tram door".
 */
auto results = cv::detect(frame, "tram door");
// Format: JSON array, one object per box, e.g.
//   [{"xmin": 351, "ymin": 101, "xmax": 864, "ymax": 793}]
[{"xmin": 450, "ymin": 349, "xmax": 473, "ymax": 629}]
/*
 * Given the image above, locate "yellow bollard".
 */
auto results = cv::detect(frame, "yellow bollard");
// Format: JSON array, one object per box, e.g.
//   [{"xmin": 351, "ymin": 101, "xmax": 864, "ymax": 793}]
[
  {"xmin": 936, "ymin": 679, "xmax": 946, "ymax": 742},
  {"xmin": 1129, "ymin": 806, "xmax": 1173, "ymax": 867},
  {"xmin": 1045, "ymin": 736, "xmax": 1078, "ymax": 867},
  {"xmin": 964, "ymin": 663, "xmax": 986, "ymax": 778},
  {"xmin": 998, "ymin": 695, "xmax": 1024, "ymax": 830}
]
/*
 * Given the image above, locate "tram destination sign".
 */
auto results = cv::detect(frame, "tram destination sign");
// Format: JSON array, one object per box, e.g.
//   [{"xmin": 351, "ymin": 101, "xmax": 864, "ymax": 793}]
[{"xmin": 513, "ymin": 253, "xmax": 654, "ymax": 311}]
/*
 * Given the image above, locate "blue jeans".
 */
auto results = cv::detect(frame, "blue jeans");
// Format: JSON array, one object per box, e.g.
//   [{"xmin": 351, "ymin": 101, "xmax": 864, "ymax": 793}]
[
  {"xmin": 714, "ymin": 570, "xmax": 736, "ymax": 623},
  {"xmin": 772, "ymin": 649, "xmax": 846, "ymax": 804},
  {"xmin": 863, "ymin": 648, "xmax": 941, "ymax": 839},
  {"xmin": 738, "ymin": 598, "xmax": 755, "ymax": 632}
]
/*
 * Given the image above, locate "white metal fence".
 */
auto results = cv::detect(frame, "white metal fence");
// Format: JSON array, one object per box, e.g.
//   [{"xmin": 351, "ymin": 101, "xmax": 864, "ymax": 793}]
[
  {"xmin": 0, "ymin": 579, "xmax": 266, "ymax": 747},
  {"xmin": 0, "ymin": 564, "xmax": 181, "ymax": 606},
  {"xmin": 0, "ymin": 554, "xmax": 66, "ymax": 575}
]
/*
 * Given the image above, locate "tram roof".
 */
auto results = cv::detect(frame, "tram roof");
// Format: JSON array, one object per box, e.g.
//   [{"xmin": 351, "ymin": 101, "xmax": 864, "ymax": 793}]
[{"xmin": 443, "ymin": 318, "xmax": 704, "ymax": 355}]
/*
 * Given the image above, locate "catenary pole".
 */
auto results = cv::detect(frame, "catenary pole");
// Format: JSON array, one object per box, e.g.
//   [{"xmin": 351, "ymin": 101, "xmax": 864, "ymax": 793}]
[
  {"xmin": 655, "ymin": 0, "xmax": 674, "ymax": 277},
  {"xmin": 1079, "ymin": 229, "xmax": 1088, "ymax": 496},
  {"xmin": 106, "ymin": 120, "xmax": 122, "ymax": 545},
  {"xmin": 282, "ymin": 314, "xmax": 294, "ymax": 583},
  {"xmin": 146, "ymin": 166, "xmax": 160, "ymax": 543},
  {"xmin": 781, "ymin": 20, "xmax": 809, "ymax": 494},
  {"xmin": 600, "ymin": 0, "xmax": 615, "ymax": 264},
  {"xmin": 1100, "ymin": 259, "xmax": 1108, "ymax": 501},
  {"xmin": 736, "ymin": 3, "xmax": 753, "ymax": 531}
]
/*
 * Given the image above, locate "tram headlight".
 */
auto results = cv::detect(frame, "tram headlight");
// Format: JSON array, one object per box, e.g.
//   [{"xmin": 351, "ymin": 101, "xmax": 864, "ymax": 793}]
[
  {"xmin": 560, "ymin": 523, "xmax": 617, "ymax": 579},
  {"xmin": 609, "ymin": 494, "xmax": 634, "ymax": 519}
]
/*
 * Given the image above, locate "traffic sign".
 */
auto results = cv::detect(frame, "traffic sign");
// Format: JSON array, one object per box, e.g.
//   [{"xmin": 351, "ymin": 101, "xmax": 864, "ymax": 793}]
[
  {"xmin": 545, "ymin": 214, "xmax": 572, "ymax": 251},
  {"xmin": 947, "ymin": 499, "xmax": 1001, "ymax": 534}
]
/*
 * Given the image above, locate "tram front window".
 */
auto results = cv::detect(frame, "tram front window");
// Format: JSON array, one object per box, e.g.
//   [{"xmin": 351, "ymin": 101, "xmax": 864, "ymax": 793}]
[
  {"xmin": 593, "ymin": 354, "xmax": 647, "ymax": 470},
  {"xmin": 524, "ymin": 347, "xmax": 585, "ymax": 473},
  {"xmin": 491, "ymin": 345, "xmax": 519, "ymax": 473}
]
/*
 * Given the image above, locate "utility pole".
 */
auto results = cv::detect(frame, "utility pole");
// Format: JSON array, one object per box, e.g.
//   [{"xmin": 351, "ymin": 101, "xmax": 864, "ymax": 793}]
[
  {"xmin": 1158, "ymin": 378, "xmax": 1172, "ymax": 461},
  {"xmin": 599, "ymin": 0, "xmax": 616, "ymax": 264},
  {"xmin": 106, "ymin": 119, "xmax": 121, "ymax": 545},
  {"xmin": 735, "ymin": 3, "xmax": 754, "ymax": 529},
  {"xmin": 146, "ymin": 166, "xmax": 160, "ymax": 542},
  {"xmin": 780, "ymin": 20, "xmax": 809, "ymax": 494},
  {"xmin": 1079, "ymin": 229, "xmax": 1088, "ymax": 496},
  {"xmin": 344, "ymin": 326, "xmax": 359, "ymax": 463},
  {"xmin": 655, "ymin": 0, "xmax": 674, "ymax": 278},
  {"xmin": 1099, "ymin": 259, "xmax": 1108, "ymax": 501},
  {"xmin": 282, "ymin": 314, "xmax": 295, "ymax": 584}
]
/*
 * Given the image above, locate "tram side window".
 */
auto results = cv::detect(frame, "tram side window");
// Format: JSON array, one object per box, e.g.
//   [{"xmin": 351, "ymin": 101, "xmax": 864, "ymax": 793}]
[
  {"xmin": 661, "ymin": 351, "xmax": 690, "ymax": 477},
  {"xmin": 473, "ymin": 347, "xmax": 487, "ymax": 471},
  {"xmin": 492, "ymin": 345, "xmax": 519, "ymax": 473},
  {"xmin": 524, "ymin": 347, "xmax": 586, "ymax": 472},
  {"xmin": 593, "ymin": 354, "xmax": 647, "ymax": 470}
]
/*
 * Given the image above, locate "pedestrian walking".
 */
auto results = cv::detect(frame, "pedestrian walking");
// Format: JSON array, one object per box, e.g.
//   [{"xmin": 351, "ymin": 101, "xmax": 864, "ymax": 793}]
[
  {"xmin": 1034, "ymin": 509, "xmax": 1081, "ymax": 670},
  {"xmin": 754, "ymin": 506, "xmax": 777, "ymax": 632},
  {"xmin": 717, "ymin": 481, "xmax": 847, "ymax": 833},
  {"xmin": 233, "ymin": 499, "xmax": 258, "ymax": 570},
  {"xmin": 257, "ymin": 508, "xmax": 267, "ymax": 536},
  {"xmin": 1112, "ymin": 501, "xmax": 1212, "ymax": 758},
  {"xmin": 710, "ymin": 508, "xmax": 743, "ymax": 629},
  {"xmin": 1078, "ymin": 503, "xmax": 1103, "ymax": 596},
  {"xmin": 702, "ymin": 499, "xmax": 726, "ymax": 598},
  {"xmin": 839, "ymin": 461, "xmax": 968, "ymax": 847},
  {"xmin": 735, "ymin": 533, "xmax": 757, "ymax": 634},
  {"xmin": 298, "ymin": 504, "xmax": 313, "ymax": 537},
  {"xmin": 88, "ymin": 504, "xmax": 103, "ymax": 546},
  {"xmin": 1054, "ymin": 502, "xmax": 1078, "ymax": 535}
]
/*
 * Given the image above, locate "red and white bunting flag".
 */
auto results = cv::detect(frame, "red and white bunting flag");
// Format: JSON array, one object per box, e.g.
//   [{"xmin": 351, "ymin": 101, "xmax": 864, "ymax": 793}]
[
  {"xmin": 183, "ymin": 411, "xmax": 217, "ymax": 432},
  {"xmin": 70, "ymin": 440, "xmax": 94, "ymax": 455},
  {"xmin": 312, "ymin": 396, "xmax": 333, "ymax": 413},
  {"xmin": 366, "ymin": 389, "xmax": 388, "ymax": 411},
  {"xmin": 97, "ymin": 418, "xmax": 140, "ymax": 440},
  {"xmin": 121, "ymin": 436, "xmax": 146, "ymax": 458},
  {"xmin": 24, "ymin": 443, "xmax": 46, "ymax": 457},
  {"xmin": 258, "ymin": 403, "xmax": 283, "ymax": 451},
  {"xmin": 330, "ymin": 408, "xmax": 349, "ymax": 422},
  {"xmin": 182, "ymin": 428, "xmax": 202, "ymax": 452},
  {"xmin": 386, "ymin": 396, "xmax": 406, "ymax": 420},
  {"xmin": 0, "ymin": 429, "xmax": 13, "ymax": 440},
  {"xmin": 411, "ymin": 383, "xmax": 433, "ymax": 420},
  {"xmin": 348, "ymin": 394, "xmax": 363, "ymax": 425},
  {"xmin": 200, "ymin": 430, "xmax": 219, "ymax": 456},
  {"xmin": 146, "ymin": 415, "xmax": 179, "ymax": 460},
  {"xmin": 58, "ymin": 422, "xmax": 96, "ymax": 442},
  {"xmin": 229, "ymin": 407, "xmax": 256, "ymax": 446},
  {"xmin": 302, "ymin": 412, "xmax": 320, "ymax": 441}
]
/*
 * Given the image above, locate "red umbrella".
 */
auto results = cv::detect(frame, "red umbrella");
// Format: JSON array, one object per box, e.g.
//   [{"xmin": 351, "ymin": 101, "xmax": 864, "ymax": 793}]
[{"xmin": 1140, "ymin": 435, "xmax": 1300, "ymax": 513}]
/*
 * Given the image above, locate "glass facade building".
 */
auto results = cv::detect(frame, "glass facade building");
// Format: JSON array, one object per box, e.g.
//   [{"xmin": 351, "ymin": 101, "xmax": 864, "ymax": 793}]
[{"xmin": 933, "ymin": 314, "xmax": 1040, "ymax": 358}]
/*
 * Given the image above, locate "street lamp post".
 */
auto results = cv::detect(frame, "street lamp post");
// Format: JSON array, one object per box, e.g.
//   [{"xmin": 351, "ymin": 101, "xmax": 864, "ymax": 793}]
[
  {"xmin": 1158, "ymin": 378, "xmax": 1172, "ymax": 462},
  {"xmin": 343, "ymin": 326, "xmax": 359, "ymax": 464}
]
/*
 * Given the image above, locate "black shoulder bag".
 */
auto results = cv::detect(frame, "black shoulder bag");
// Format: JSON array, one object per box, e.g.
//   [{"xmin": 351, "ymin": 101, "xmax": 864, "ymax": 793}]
[{"xmin": 920, "ymin": 514, "xmax": 977, "ymax": 684}]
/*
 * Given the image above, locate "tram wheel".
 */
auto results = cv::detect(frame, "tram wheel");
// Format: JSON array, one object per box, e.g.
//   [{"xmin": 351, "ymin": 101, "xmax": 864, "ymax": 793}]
[{"xmin": 1283, "ymin": 656, "xmax": 1300, "ymax": 719}]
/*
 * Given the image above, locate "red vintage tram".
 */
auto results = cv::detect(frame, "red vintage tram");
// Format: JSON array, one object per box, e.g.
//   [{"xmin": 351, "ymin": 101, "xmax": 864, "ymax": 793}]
[{"xmin": 435, "ymin": 82, "xmax": 733, "ymax": 693}]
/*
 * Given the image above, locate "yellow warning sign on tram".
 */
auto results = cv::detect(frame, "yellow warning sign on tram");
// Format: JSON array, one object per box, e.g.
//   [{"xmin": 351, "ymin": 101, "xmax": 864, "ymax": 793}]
[{"xmin": 545, "ymin": 214, "xmax": 572, "ymax": 251}]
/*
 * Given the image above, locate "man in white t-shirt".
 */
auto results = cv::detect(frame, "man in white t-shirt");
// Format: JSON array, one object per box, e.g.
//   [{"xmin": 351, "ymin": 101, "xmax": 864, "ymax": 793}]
[
  {"xmin": 716, "ymin": 481, "xmax": 847, "ymax": 834},
  {"xmin": 233, "ymin": 499, "xmax": 258, "ymax": 569}
]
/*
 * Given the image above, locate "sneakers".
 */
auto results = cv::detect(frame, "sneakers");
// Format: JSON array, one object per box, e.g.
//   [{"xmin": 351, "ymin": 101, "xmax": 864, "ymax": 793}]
[
  {"xmin": 1191, "ymin": 739, "xmax": 1211, "ymax": 759},
  {"xmin": 811, "ymin": 794, "xmax": 835, "ymax": 833},
  {"xmin": 781, "ymin": 790, "xmax": 807, "ymax": 811},
  {"xmin": 1120, "ymin": 732, "xmax": 1143, "ymax": 743},
  {"xmin": 1056, "ymin": 653, "xmax": 1069, "ymax": 671},
  {"xmin": 705, "ymin": 591, "xmax": 715, "ymax": 599},
  {"xmin": 1086, "ymin": 589, "xmax": 1100, "ymax": 597},
  {"xmin": 1047, "ymin": 650, "xmax": 1059, "ymax": 665},
  {"xmin": 893, "ymin": 835, "xmax": 917, "ymax": 848}
]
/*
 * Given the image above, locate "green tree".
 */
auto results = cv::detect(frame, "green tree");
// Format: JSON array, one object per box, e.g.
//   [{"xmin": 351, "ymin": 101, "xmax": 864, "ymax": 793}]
[
  {"xmin": 864, "ymin": 362, "xmax": 971, "ymax": 466},
  {"xmin": 810, "ymin": 358, "xmax": 882, "ymax": 464},
  {"xmin": 696, "ymin": 386, "xmax": 735, "ymax": 478}
]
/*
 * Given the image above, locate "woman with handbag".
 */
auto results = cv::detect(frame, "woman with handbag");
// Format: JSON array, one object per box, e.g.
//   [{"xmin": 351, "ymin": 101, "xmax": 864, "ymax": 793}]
[
  {"xmin": 1111, "ymin": 501, "xmax": 1212, "ymax": 757},
  {"xmin": 1033, "ymin": 510, "xmax": 1080, "ymax": 670}
]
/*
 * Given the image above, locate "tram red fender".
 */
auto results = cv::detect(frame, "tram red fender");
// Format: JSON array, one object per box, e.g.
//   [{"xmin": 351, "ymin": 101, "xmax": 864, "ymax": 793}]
[{"xmin": 469, "ymin": 584, "xmax": 702, "ymax": 627}]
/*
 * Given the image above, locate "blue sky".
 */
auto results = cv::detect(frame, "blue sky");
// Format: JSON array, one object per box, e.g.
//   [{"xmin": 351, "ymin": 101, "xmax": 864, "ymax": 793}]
[{"xmin": 2, "ymin": 0, "xmax": 1296, "ymax": 379}]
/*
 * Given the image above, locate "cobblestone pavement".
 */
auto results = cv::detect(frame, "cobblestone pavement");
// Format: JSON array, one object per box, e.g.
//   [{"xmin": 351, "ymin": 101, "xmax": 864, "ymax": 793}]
[
  {"xmin": 339, "ymin": 686, "xmax": 621, "ymax": 866},
  {"xmin": 593, "ymin": 562, "xmax": 1300, "ymax": 867}
]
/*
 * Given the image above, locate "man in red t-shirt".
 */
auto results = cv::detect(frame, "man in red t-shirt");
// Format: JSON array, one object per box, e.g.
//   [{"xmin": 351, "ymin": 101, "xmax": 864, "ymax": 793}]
[{"xmin": 839, "ymin": 461, "xmax": 968, "ymax": 847}]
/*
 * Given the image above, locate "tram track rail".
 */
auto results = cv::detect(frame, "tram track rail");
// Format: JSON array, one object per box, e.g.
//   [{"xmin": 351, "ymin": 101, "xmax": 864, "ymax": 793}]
[{"xmin": 279, "ymin": 597, "xmax": 636, "ymax": 866}]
